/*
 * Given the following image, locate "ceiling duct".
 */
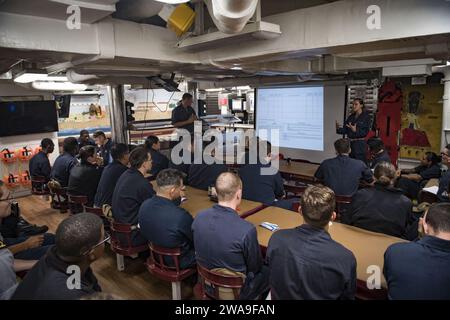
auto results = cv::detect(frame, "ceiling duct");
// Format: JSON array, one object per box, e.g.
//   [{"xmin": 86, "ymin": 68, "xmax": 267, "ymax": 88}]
[{"xmin": 205, "ymin": 0, "xmax": 258, "ymax": 34}]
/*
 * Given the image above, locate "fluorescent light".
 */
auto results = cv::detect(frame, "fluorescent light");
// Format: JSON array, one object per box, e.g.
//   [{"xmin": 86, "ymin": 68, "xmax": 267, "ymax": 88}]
[
  {"xmin": 236, "ymin": 86, "xmax": 251, "ymax": 90},
  {"xmin": 31, "ymin": 81, "xmax": 87, "ymax": 91},
  {"xmin": 14, "ymin": 70, "xmax": 48, "ymax": 83},
  {"xmin": 230, "ymin": 66, "xmax": 242, "ymax": 70},
  {"xmin": 155, "ymin": 0, "xmax": 189, "ymax": 4},
  {"xmin": 205, "ymin": 88, "xmax": 224, "ymax": 92},
  {"xmin": 14, "ymin": 70, "xmax": 68, "ymax": 83}
]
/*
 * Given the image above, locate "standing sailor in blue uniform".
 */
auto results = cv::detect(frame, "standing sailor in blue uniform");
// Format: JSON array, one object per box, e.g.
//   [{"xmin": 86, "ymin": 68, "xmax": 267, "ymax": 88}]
[{"xmin": 336, "ymin": 98, "xmax": 371, "ymax": 163}]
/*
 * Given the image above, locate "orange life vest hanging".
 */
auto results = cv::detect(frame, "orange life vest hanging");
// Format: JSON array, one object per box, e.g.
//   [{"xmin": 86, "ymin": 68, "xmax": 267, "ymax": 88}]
[
  {"xmin": 20, "ymin": 170, "xmax": 32, "ymax": 185},
  {"xmin": 16, "ymin": 146, "xmax": 33, "ymax": 161},
  {"xmin": 1, "ymin": 148, "xmax": 16, "ymax": 163},
  {"xmin": 3, "ymin": 173, "xmax": 20, "ymax": 188}
]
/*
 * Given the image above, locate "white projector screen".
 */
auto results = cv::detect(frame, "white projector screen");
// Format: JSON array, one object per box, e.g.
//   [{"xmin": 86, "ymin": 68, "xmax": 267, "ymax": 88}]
[{"xmin": 256, "ymin": 86, "xmax": 324, "ymax": 151}]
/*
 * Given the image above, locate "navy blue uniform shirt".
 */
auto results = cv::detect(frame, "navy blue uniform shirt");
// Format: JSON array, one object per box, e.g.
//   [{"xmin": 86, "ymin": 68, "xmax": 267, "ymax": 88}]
[
  {"xmin": 78, "ymin": 137, "xmax": 96, "ymax": 149},
  {"xmin": 67, "ymin": 163, "xmax": 103, "ymax": 206},
  {"xmin": 50, "ymin": 152, "xmax": 78, "ymax": 187},
  {"xmin": 112, "ymin": 168, "xmax": 155, "ymax": 226},
  {"xmin": 188, "ymin": 162, "xmax": 228, "ymax": 191},
  {"xmin": 98, "ymin": 139, "xmax": 113, "ymax": 166},
  {"xmin": 112, "ymin": 168, "xmax": 155, "ymax": 246},
  {"xmin": 12, "ymin": 246, "xmax": 101, "ymax": 300},
  {"xmin": 139, "ymin": 195, "xmax": 195, "ymax": 269},
  {"xmin": 414, "ymin": 163, "xmax": 441, "ymax": 181},
  {"xmin": 267, "ymin": 224, "xmax": 356, "ymax": 300},
  {"xmin": 384, "ymin": 236, "xmax": 450, "ymax": 299},
  {"xmin": 349, "ymin": 184, "xmax": 415, "ymax": 239},
  {"xmin": 29, "ymin": 151, "xmax": 51, "ymax": 180},
  {"xmin": 192, "ymin": 204, "xmax": 263, "ymax": 275},
  {"xmin": 314, "ymin": 155, "xmax": 373, "ymax": 196},
  {"xmin": 171, "ymin": 105, "xmax": 196, "ymax": 134},
  {"xmin": 94, "ymin": 161, "xmax": 128, "ymax": 207},
  {"xmin": 438, "ymin": 171, "xmax": 450, "ymax": 202},
  {"xmin": 370, "ymin": 150, "xmax": 391, "ymax": 169},
  {"xmin": 149, "ymin": 148, "xmax": 169, "ymax": 177},
  {"xmin": 239, "ymin": 162, "xmax": 285, "ymax": 205},
  {"xmin": 337, "ymin": 111, "xmax": 371, "ymax": 139}
]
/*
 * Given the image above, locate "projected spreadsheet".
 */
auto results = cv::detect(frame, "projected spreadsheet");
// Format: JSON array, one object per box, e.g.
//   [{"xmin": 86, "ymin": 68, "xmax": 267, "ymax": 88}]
[{"xmin": 256, "ymin": 87, "xmax": 324, "ymax": 151}]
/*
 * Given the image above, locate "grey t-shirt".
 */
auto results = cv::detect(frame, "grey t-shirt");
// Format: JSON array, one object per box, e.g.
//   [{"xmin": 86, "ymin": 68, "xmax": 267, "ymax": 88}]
[{"xmin": 0, "ymin": 248, "xmax": 18, "ymax": 300}]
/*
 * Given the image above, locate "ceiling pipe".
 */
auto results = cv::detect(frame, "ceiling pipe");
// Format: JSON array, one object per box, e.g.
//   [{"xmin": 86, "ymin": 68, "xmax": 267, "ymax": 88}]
[
  {"xmin": 204, "ymin": 0, "xmax": 258, "ymax": 34},
  {"xmin": 199, "ymin": 75, "xmax": 320, "ymax": 88},
  {"xmin": 66, "ymin": 69, "xmax": 100, "ymax": 83}
]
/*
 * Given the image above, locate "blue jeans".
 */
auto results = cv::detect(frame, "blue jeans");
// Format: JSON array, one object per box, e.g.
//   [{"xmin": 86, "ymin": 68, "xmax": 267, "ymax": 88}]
[{"xmin": 5, "ymin": 233, "xmax": 55, "ymax": 260}]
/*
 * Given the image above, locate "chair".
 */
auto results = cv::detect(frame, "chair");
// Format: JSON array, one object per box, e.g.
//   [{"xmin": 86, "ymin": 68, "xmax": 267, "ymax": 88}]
[
  {"xmin": 194, "ymin": 263, "xmax": 244, "ymax": 300},
  {"xmin": 335, "ymin": 195, "xmax": 352, "ymax": 222},
  {"xmin": 48, "ymin": 186, "xmax": 68, "ymax": 214},
  {"xmin": 68, "ymin": 194, "xmax": 88, "ymax": 215},
  {"xmin": 418, "ymin": 190, "xmax": 438, "ymax": 204},
  {"xmin": 145, "ymin": 243, "xmax": 196, "ymax": 300},
  {"xmin": 284, "ymin": 182, "xmax": 308, "ymax": 198},
  {"xmin": 30, "ymin": 176, "xmax": 49, "ymax": 196},
  {"xmin": 84, "ymin": 206, "xmax": 111, "ymax": 233},
  {"xmin": 110, "ymin": 221, "xmax": 148, "ymax": 271}
]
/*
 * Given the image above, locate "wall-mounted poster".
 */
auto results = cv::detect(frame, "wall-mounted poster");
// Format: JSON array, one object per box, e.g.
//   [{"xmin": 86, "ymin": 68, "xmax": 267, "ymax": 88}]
[{"xmin": 399, "ymin": 83, "xmax": 444, "ymax": 160}]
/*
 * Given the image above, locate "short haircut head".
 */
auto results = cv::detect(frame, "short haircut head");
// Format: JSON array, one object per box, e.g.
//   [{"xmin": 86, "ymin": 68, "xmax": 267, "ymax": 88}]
[
  {"xmin": 334, "ymin": 138, "xmax": 351, "ymax": 155},
  {"xmin": 79, "ymin": 130, "xmax": 89, "ymax": 136},
  {"xmin": 182, "ymin": 93, "xmax": 193, "ymax": 101},
  {"xmin": 93, "ymin": 131, "xmax": 106, "ymax": 139},
  {"xmin": 41, "ymin": 138, "xmax": 54, "ymax": 149},
  {"xmin": 354, "ymin": 98, "xmax": 365, "ymax": 108},
  {"xmin": 55, "ymin": 213, "xmax": 103, "ymax": 259},
  {"xmin": 79, "ymin": 145, "xmax": 96, "ymax": 163},
  {"xmin": 300, "ymin": 185, "xmax": 336, "ymax": 228},
  {"xmin": 368, "ymin": 138, "xmax": 384, "ymax": 153},
  {"xmin": 156, "ymin": 169, "xmax": 185, "ymax": 189},
  {"xmin": 111, "ymin": 143, "xmax": 129, "ymax": 161},
  {"xmin": 145, "ymin": 135, "xmax": 159, "ymax": 149},
  {"xmin": 129, "ymin": 146, "xmax": 149, "ymax": 169},
  {"xmin": 216, "ymin": 172, "xmax": 242, "ymax": 202},
  {"xmin": 425, "ymin": 203, "xmax": 450, "ymax": 233},
  {"xmin": 63, "ymin": 137, "xmax": 79, "ymax": 154},
  {"xmin": 374, "ymin": 161, "xmax": 396, "ymax": 186},
  {"xmin": 425, "ymin": 151, "xmax": 441, "ymax": 165}
]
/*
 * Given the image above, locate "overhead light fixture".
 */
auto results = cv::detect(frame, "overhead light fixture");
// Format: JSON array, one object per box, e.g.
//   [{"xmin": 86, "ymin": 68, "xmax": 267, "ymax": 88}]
[
  {"xmin": 230, "ymin": 66, "xmax": 243, "ymax": 71},
  {"xmin": 14, "ymin": 70, "xmax": 68, "ymax": 83},
  {"xmin": 31, "ymin": 81, "xmax": 87, "ymax": 91},
  {"xmin": 154, "ymin": 0, "xmax": 189, "ymax": 4},
  {"xmin": 236, "ymin": 86, "xmax": 251, "ymax": 90},
  {"xmin": 14, "ymin": 70, "xmax": 48, "ymax": 83},
  {"xmin": 205, "ymin": 88, "xmax": 224, "ymax": 92}
]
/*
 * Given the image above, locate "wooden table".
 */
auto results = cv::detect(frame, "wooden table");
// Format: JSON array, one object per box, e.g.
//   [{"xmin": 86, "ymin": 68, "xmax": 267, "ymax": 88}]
[
  {"xmin": 278, "ymin": 160, "xmax": 319, "ymax": 182},
  {"xmin": 245, "ymin": 206, "xmax": 406, "ymax": 289},
  {"xmin": 151, "ymin": 181, "xmax": 264, "ymax": 218}
]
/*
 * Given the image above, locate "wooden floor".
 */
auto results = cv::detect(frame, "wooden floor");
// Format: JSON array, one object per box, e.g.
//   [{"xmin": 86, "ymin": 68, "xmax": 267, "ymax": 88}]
[{"xmin": 18, "ymin": 195, "xmax": 194, "ymax": 300}]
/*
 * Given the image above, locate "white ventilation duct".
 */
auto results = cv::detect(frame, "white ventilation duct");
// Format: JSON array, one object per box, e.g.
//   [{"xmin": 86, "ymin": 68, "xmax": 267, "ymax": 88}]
[
  {"xmin": 205, "ymin": 0, "xmax": 258, "ymax": 34},
  {"xmin": 66, "ymin": 69, "xmax": 99, "ymax": 83}
]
